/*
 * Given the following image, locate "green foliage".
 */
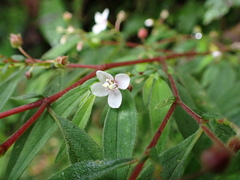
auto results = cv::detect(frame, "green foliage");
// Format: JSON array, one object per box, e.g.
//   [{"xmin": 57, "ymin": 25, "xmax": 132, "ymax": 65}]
[
  {"xmin": 103, "ymin": 90, "xmax": 137, "ymax": 179},
  {"xmin": 139, "ymin": 130, "xmax": 202, "ymax": 180},
  {"xmin": 204, "ymin": 0, "xmax": 240, "ymax": 24},
  {"xmin": 1, "ymin": 0, "xmax": 240, "ymax": 179},
  {"xmin": 49, "ymin": 158, "xmax": 133, "ymax": 180}
]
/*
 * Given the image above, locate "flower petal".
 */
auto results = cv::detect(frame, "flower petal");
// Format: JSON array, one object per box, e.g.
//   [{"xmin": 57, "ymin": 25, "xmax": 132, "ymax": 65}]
[
  {"xmin": 96, "ymin": 70, "xmax": 113, "ymax": 82},
  {"xmin": 108, "ymin": 89, "xmax": 122, "ymax": 108},
  {"xmin": 115, "ymin": 74, "xmax": 130, "ymax": 89},
  {"xmin": 94, "ymin": 12, "xmax": 102, "ymax": 24},
  {"xmin": 101, "ymin": 8, "xmax": 109, "ymax": 21},
  {"xmin": 91, "ymin": 82, "xmax": 109, "ymax": 97},
  {"xmin": 92, "ymin": 24, "xmax": 102, "ymax": 34},
  {"xmin": 92, "ymin": 23, "xmax": 107, "ymax": 34}
]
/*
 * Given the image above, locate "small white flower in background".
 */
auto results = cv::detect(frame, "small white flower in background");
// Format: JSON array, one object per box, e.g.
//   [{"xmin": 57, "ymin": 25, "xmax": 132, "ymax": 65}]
[
  {"xmin": 212, "ymin": 51, "xmax": 222, "ymax": 58},
  {"xmin": 144, "ymin": 19, "xmax": 154, "ymax": 27},
  {"xmin": 92, "ymin": 8, "xmax": 109, "ymax": 34},
  {"xmin": 91, "ymin": 70, "xmax": 130, "ymax": 108}
]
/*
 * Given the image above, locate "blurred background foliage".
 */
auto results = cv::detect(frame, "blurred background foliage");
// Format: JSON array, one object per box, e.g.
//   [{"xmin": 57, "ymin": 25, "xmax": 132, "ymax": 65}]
[
  {"xmin": 1, "ymin": 0, "xmax": 240, "ymax": 57},
  {"xmin": 1, "ymin": 0, "xmax": 240, "ymax": 179}
]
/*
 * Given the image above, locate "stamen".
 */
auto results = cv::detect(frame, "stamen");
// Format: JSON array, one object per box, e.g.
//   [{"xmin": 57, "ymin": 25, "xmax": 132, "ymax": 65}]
[{"xmin": 102, "ymin": 79, "xmax": 118, "ymax": 90}]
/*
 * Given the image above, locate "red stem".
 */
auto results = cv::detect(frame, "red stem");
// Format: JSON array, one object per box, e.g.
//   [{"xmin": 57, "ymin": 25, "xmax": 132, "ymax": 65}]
[
  {"xmin": 0, "ymin": 51, "xmax": 211, "ymax": 156},
  {"xmin": 179, "ymin": 101, "xmax": 202, "ymax": 124},
  {"xmin": 0, "ymin": 52, "xmax": 209, "ymax": 120},
  {"xmin": 0, "ymin": 101, "xmax": 48, "ymax": 155},
  {"xmin": 148, "ymin": 102, "xmax": 177, "ymax": 149},
  {"xmin": 129, "ymin": 102, "xmax": 177, "ymax": 180},
  {"xmin": 159, "ymin": 58, "xmax": 180, "ymax": 98},
  {"xmin": 0, "ymin": 100, "xmax": 43, "ymax": 119},
  {"xmin": 200, "ymin": 124, "xmax": 230, "ymax": 152}
]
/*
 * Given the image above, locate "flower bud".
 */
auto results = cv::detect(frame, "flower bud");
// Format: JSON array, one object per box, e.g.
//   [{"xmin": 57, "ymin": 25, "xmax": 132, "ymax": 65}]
[
  {"xmin": 66, "ymin": 26, "xmax": 75, "ymax": 34},
  {"xmin": 76, "ymin": 41, "xmax": 83, "ymax": 51},
  {"xmin": 144, "ymin": 19, "xmax": 154, "ymax": 27},
  {"xmin": 201, "ymin": 145, "xmax": 231, "ymax": 173},
  {"xmin": 54, "ymin": 56, "xmax": 69, "ymax": 67},
  {"xmin": 60, "ymin": 35, "xmax": 67, "ymax": 45},
  {"xmin": 227, "ymin": 137, "xmax": 240, "ymax": 153},
  {"xmin": 138, "ymin": 28, "xmax": 148, "ymax": 40},
  {"xmin": 25, "ymin": 71, "xmax": 32, "ymax": 79},
  {"xmin": 117, "ymin": 10, "xmax": 127, "ymax": 22},
  {"xmin": 63, "ymin": 12, "xmax": 72, "ymax": 21},
  {"xmin": 88, "ymin": 38, "xmax": 101, "ymax": 48},
  {"xmin": 56, "ymin": 26, "xmax": 65, "ymax": 33},
  {"xmin": 160, "ymin": 9, "xmax": 169, "ymax": 20},
  {"xmin": 212, "ymin": 51, "xmax": 222, "ymax": 58},
  {"xmin": 10, "ymin": 34, "xmax": 23, "ymax": 48}
]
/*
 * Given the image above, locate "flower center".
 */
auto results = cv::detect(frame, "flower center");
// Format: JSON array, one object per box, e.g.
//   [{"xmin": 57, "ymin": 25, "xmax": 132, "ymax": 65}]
[{"xmin": 102, "ymin": 79, "xmax": 118, "ymax": 90}]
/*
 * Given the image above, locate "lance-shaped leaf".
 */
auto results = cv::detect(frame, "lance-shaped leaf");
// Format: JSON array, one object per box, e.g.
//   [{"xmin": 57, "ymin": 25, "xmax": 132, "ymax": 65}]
[
  {"xmin": 4, "ymin": 80, "xmax": 92, "ymax": 180},
  {"xmin": 103, "ymin": 90, "xmax": 138, "ymax": 179},
  {"xmin": 55, "ymin": 93, "xmax": 96, "ymax": 163},
  {"xmin": 142, "ymin": 75, "xmax": 154, "ymax": 105},
  {"xmin": 39, "ymin": 0, "xmax": 65, "ymax": 46},
  {"xmin": 139, "ymin": 130, "xmax": 202, "ymax": 180},
  {"xmin": 49, "ymin": 109, "xmax": 103, "ymax": 163},
  {"xmin": 0, "ymin": 70, "xmax": 21, "ymax": 111},
  {"xmin": 149, "ymin": 77, "xmax": 173, "ymax": 153},
  {"xmin": 209, "ymin": 119, "xmax": 236, "ymax": 143},
  {"xmin": 10, "ymin": 93, "xmax": 44, "ymax": 100},
  {"xmin": 49, "ymin": 158, "xmax": 133, "ymax": 180}
]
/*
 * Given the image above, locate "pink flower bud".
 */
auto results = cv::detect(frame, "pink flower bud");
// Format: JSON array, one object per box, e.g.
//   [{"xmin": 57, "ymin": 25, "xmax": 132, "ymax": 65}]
[
  {"xmin": 201, "ymin": 145, "xmax": 231, "ymax": 173},
  {"xmin": 76, "ymin": 41, "xmax": 83, "ymax": 51},
  {"xmin": 25, "ymin": 71, "xmax": 32, "ymax": 79},
  {"xmin": 10, "ymin": 34, "xmax": 23, "ymax": 48},
  {"xmin": 54, "ymin": 56, "xmax": 69, "ymax": 67},
  {"xmin": 137, "ymin": 28, "xmax": 148, "ymax": 40},
  {"xmin": 63, "ymin": 12, "xmax": 72, "ymax": 21}
]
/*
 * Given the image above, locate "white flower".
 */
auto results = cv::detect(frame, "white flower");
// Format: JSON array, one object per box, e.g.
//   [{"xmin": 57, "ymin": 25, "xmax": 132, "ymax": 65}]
[
  {"xmin": 144, "ymin": 19, "xmax": 154, "ymax": 27},
  {"xmin": 91, "ymin": 70, "xmax": 130, "ymax": 108},
  {"xmin": 92, "ymin": 8, "xmax": 109, "ymax": 34},
  {"xmin": 211, "ymin": 51, "xmax": 222, "ymax": 58}
]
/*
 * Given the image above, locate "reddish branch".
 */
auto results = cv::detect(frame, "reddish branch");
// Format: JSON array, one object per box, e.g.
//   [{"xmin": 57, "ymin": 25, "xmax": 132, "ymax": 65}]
[
  {"xmin": 0, "ymin": 50, "xmax": 215, "ymax": 163},
  {"xmin": 0, "ymin": 101, "xmax": 48, "ymax": 155},
  {"xmin": 129, "ymin": 102, "xmax": 177, "ymax": 180},
  {"xmin": 128, "ymin": 53, "xmax": 228, "ymax": 179},
  {"xmin": 0, "ymin": 51, "xmax": 208, "ymax": 120}
]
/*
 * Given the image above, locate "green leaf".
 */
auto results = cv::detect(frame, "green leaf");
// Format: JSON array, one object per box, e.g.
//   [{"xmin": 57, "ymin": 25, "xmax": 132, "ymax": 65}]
[
  {"xmin": 154, "ymin": 96, "xmax": 176, "ymax": 109},
  {"xmin": 209, "ymin": 119, "xmax": 236, "ymax": 143},
  {"xmin": 203, "ymin": 0, "xmax": 240, "ymax": 24},
  {"xmin": 49, "ymin": 109, "xmax": 103, "ymax": 164},
  {"xmin": 49, "ymin": 158, "xmax": 133, "ymax": 180},
  {"xmin": 4, "ymin": 80, "xmax": 91, "ymax": 180},
  {"xmin": 0, "ymin": 70, "xmax": 21, "ymax": 111},
  {"xmin": 142, "ymin": 75, "xmax": 154, "ymax": 105},
  {"xmin": 72, "ymin": 93, "xmax": 96, "ymax": 129},
  {"xmin": 149, "ymin": 78, "xmax": 173, "ymax": 153},
  {"xmin": 201, "ymin": 63, "xmax": 219, "ymax": 87},
  {"xmin": 39, "ymin": 0, "xmax": 66, "ymax": 46},
  {"xmin": 55, "ymin": 92, "xmax": 96, "ymax": 163},
  {"xmin": 139, "ymin": 130, "xmax": 202, "ymax": 180},
  {"xmin": 174, "ymin": 83, "xmax": 199, "ymax": 138},
  {"xmin": 11, "ymin": 54, "xmax": 25, "ymax": 61},
  {"xmin": 207, "ymin": 61, "xmax": 236, "ymax": 104},
  {"xmin": 103, "ymin": 90, "xmax": 137, "ymax": 179},
  {"xmin": 177, "ymin": 70, "xmax": 219, "ymax": 113},
  {"xmin": 10, "ymin": 93, "xmax": 44, "ymax": 100},
  {"xmin": 42, "ymin": 35, "xmax": 81, "ymax": 59}
]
